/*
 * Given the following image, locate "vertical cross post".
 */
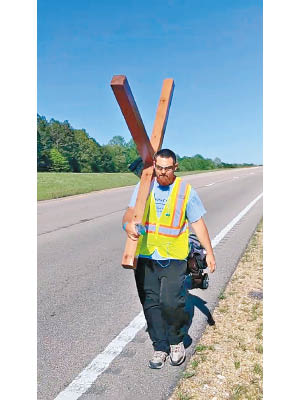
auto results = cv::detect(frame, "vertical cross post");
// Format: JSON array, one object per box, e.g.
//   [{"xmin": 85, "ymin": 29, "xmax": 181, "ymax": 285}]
[{"xmin": 111, "ymin": 76, "xmax": 175, "ymax": 268}]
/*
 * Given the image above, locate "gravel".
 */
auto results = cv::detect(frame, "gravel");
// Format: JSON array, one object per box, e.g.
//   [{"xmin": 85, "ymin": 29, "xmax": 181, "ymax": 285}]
[{"xmin": 169, "ymin": 220, "xmax": 263, "ymax": 400}]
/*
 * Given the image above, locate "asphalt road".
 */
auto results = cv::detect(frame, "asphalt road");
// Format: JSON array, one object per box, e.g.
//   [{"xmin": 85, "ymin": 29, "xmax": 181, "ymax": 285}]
[{"xmin": 38, "ymin": 167, "xmax": 263, "ymax": 400}]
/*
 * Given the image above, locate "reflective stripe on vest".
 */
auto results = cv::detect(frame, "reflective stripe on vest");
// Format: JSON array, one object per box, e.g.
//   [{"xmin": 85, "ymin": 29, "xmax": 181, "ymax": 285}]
[
  {"xmin": 171, "ymin": 178, "xmax": 190, "ymax": 227},
  {"xmin": 158, "ymin": 222, "xmax": 188, "ymax": 237},
  {"xmin": 144, "ymin": 223, "xmax": 156, "ymax": 234},
  {"xmin": 136, "ymin": 177, "xmax": 191, "ymax": 259}
]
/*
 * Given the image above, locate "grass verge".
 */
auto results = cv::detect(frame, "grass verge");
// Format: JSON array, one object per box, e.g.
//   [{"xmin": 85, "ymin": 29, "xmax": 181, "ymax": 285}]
[
  {"xmin": 37, "ymin": 168, "xmax": 244, "ymax": 201},
  {"xmin": 170, "ymin": 220, "xmax": 263, "ymax": 400},
  {"xmin": 37, "ymin": 172, "xmax": 139, "ymax": 201}
]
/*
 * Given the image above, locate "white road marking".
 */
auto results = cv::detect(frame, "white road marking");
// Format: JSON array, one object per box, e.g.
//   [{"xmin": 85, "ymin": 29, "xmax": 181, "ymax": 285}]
[
  {"xmin": 54, "ymin": 312, "xmax": 146, "ymax": 400},
  {"xmin": 205, "ymin": 183, "xmax": 215, "ymax": 186},
  {"xmin": 211, "ymin": 192, "xmax": 263, "ymax": 248},
  {"xmin": 233, "ymin": 176, "xmax": 239, "ymax": 179},
  {"xmin": 54, "ymin": 192, "xmax": 263, "ymax": 400}
]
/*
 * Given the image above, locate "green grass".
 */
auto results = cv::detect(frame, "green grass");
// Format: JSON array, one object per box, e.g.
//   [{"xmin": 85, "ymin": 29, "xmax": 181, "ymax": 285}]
[
  {"xmin": 250, "ymin": 303, "xmax": 261, "ymax": 321},
  {"xmin": 37, "ymin": 172, "xmax": 140, "ymax": 201},
  {"xmin": 218, "ymin": 290, "xmax": 226, "ymax": 300},
  {"xmin": 37, "ymin": 168, "xmax": 231, "ymax": 201},
  {"xmin": 231, "ymin": 384, "xmax": 248, "ymax": 400},
  {"xmin": 183, "ymin": 371, "xmax": 196, "ymax": 379},
  {"xmin": 253, "ymin": 363, "xmax": 263, "ymax": 377},
  {"xmin": 256, "ymin": 344, "xmax": 263, "ymax": 354},
  {"xmin": 195, "ymin": 344, "xmax": 208, "ymax": 352},
  {"xmin": 191, "ymin": 359, "xmax": 199, "ymax": 369},
  {"xmin": 177, "ymin": 392, "xmax": 193, "ymax": 400},
  {"xmin": 219, "ymin": 306, "xmax": 228, "ymax": 313},
  {"xmin": 255, "ymin": 323, "xmax": 263, "ymax": 340}
]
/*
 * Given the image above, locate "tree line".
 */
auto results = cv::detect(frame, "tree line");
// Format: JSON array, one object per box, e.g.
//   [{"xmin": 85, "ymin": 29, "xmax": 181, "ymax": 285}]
[{"xmin": 37, "ymin": 115, "xmax": 255, "ymax": 173}]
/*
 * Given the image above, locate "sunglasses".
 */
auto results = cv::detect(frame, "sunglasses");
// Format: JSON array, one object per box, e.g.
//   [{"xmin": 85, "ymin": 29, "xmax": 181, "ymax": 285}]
[{"xmin": 155, "ymin": 164, "xmax": 175, "ymax": 172}]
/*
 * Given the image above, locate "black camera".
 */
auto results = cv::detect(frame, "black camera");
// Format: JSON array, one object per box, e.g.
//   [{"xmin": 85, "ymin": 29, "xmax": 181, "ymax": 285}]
[
  {"xmin": 187, "ymin": 254, "xmax": 209, "ymax": 289},
  {"xmin": 187, "ymin": 233, "xmax": 209, "ymax": 290}
]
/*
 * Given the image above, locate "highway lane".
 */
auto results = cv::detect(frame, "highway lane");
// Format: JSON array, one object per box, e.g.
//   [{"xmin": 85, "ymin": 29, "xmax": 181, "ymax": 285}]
[{"xmin": 37, "ymin": 167, "xmax": 263, "ymax": 400}]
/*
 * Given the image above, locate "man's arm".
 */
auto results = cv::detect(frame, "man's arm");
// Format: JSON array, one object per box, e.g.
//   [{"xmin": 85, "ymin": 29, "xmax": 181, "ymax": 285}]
[
  {"xmin": 191, "ymin": 217, "xmax": 216, "ymax": 273},
  {"xmin": 122, "ymin": 207, "xmax": 140, "ymax": 241}
]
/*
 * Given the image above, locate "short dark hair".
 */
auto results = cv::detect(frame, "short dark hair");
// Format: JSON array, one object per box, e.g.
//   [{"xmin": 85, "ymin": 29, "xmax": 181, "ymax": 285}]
[{"xmin": 154, "ymin": 149, "xmax": 177, "ymax": 164}]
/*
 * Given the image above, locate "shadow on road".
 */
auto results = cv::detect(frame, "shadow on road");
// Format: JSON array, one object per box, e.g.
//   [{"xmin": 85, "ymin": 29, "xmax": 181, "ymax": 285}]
[{"xmin": 183, "ymin": 289, "xmax": 215, "ymax": 349}]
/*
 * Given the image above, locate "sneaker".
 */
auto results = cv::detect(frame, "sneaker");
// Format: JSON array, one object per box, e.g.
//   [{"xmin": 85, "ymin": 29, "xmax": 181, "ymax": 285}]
[
  {"xmin": 149, "ymin": 351, "xmax": 168, "ymax": 369},
  {"xmin": 169, "ymin": 342, "xmax": 186, "ymax": 366}
]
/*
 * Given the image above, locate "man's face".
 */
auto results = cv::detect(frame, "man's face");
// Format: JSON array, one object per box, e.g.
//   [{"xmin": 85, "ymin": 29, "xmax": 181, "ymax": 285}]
[{"xmin": 154, "ymin": 156, "xmax": 178, "ymax": 186}]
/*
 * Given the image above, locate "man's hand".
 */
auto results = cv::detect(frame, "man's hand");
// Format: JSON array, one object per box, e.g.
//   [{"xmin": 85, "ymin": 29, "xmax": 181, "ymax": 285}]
[
  {"xmin": 206, "ymin": 253, "xmax": 216, "ymax": 273},
  {"xmin": 125, "ymin": 221, "xmax": 140, "ymax": 241},
  {"xmin": 122, "ymin": 207, "xmax": 140, "ymax": 241}
]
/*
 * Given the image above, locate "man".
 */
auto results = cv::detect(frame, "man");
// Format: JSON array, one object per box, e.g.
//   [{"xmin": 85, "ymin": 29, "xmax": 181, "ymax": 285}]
[{"xmin": 122, "ymin": 149, "xmax": 216, "ymax": 369}]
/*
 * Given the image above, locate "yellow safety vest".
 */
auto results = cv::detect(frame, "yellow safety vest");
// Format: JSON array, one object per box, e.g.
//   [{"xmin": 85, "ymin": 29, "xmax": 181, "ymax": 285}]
[{"xmin": 136, "ymin": 177, "xmax": 191, "ymax": 259}]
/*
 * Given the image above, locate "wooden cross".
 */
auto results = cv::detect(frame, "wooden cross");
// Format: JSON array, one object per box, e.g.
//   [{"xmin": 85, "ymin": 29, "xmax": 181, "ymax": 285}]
[{"xmin": 110, "ymin": 75, "xmax": 175, "ymax": 269}]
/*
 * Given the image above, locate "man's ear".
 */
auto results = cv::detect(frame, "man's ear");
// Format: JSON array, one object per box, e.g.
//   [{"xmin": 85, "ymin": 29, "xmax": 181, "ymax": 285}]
[{"xmin": 174, "ymin": 163, "xmax": 179, "ymax": 171}]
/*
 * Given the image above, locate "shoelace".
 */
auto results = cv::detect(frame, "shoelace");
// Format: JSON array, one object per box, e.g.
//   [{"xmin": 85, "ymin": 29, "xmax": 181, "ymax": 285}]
[
  {"xmin": 154, "ymin": 351, "xmax": 167, "ymax": 359},
  {"xmin": 172, "ymin": 345, "xmax": 181, "ymax": 353}
]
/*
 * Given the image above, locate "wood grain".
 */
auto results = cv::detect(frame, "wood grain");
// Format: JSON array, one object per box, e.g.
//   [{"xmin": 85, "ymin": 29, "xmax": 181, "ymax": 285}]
[
  {"xmin": 121, "ymin": 78, "xmax": 175, "ymax": 268},
  {"xmin": 110, "ymin": 75, "xmax": 154, "ymax": 166}
]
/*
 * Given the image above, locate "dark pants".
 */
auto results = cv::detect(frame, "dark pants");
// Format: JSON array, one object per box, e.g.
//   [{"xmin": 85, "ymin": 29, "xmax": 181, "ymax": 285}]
[{"xmin": 134, "ymin": 258, "xmax": 189, "ymax": 353}]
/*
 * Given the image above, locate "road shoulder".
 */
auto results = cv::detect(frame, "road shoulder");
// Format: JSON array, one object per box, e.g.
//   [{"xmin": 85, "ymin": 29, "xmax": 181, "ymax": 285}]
[{"xmin": 170, "ymin": 219, "xmax": 263, "ymax": 400}]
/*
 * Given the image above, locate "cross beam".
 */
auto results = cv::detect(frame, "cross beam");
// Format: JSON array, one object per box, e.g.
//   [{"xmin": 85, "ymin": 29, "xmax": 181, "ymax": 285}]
[
  {"xmin": 110, "ymin": 75, "xmax": 154, "ymax": 166},
  {"xmin": 111, "ymin": 76, "xmax": 175, "ymax": 268}
]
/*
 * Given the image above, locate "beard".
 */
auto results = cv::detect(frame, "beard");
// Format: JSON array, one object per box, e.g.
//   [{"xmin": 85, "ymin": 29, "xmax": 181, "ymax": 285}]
[{"xmin": 156, "ymin": 174, "xmax": 175, "ymax": 186}]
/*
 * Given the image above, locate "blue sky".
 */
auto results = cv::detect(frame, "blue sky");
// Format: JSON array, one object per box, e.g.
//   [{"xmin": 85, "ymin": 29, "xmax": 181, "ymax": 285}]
[{"xmin": 38, "ymin": 0, "xmax": 262, "ymax": 164}]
